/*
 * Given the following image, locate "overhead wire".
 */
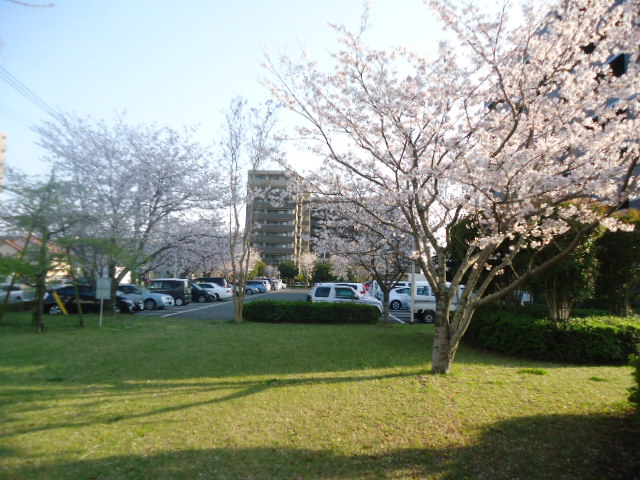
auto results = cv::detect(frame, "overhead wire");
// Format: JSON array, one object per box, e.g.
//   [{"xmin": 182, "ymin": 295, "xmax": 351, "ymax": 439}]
[{"xmin": 0, "ymin": 64, "xmax": 61, "ymax": 121}]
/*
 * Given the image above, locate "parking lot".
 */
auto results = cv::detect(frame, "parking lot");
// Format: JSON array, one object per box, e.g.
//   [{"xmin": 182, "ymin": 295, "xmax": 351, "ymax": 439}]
[
  {"xmin": 133, "ymin": 288, "xmax": 310, "ymax": 321},
  {"xmin": 133, "ymin": 288, "xmax": 417, "ymax": 323}
]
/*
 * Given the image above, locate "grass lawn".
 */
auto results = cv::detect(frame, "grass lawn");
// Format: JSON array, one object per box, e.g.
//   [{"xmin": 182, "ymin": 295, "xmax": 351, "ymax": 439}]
[{"xmin": 0, "ymin": 312, "xmax": 638, "ymax": 479}]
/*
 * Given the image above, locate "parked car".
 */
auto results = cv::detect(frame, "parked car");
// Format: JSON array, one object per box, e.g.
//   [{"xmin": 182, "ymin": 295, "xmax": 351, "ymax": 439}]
[
  {"xmin": 307, "ymin": 284, "xmax": 383, "ymax": 312},
  {"xmin": 254, "ymin": 278, "xmax": 272, "ymax": 291},
  {"xmin": 45, "ymin": 285, "xmax": 136, "ymax": 314},
  {"xmin": 191, "ymin": 283, "xmax": 216, "ymax": 303},
  {"xmin": 191, "ymin": 282, "xmax": 233, "ymax": 302},
  {"xmin": 389, "ymin": 287, "xmax": 411, "ymax": 310},
  {"xmin": 148, "ymin": 278, "xmax": 191, "ymax": 306},
  {"xmin": 0, "ymin": 283, "xmax": 32, "ymax": 303},
  {"xmin": 412, "ymin": 281, "xmax": 466, "ymax": 323},
  {"xmin": 137, "ymin": 286, "xmax": 174, "ymax": 310},
  {"xmin": 115, "ymin": 284, "xmax": 145, "ymax": 311},
  {"xmin": 317, "ymin": 282, "xmax": 370, "ymax": 297},
  {"xmin": 245, "ymin": 280, "xmax": 267, "ymax": 294},
  {"xmin": 193, "ymin": 277, "xmax": 228, "ymax": 288}
]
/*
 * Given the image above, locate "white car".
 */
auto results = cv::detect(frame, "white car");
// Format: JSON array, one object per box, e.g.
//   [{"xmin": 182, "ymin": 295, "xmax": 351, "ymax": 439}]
[
  {"xmin": 194, "ymin": 282, "xmax": 233, "ymax": 301},
  {"xmin": 316, "ymin": 282, "xmax": 370, "ymax": 297},
  {"xmin": 0, "ymin": 283, "xmax": 33, "ymax": 303},
  {"xmin": 389, "ymin": 287, "xmax": 411, "ymax": 310},
  {"xmin": 308, "ymin": 284, "xmax": 383, "ymax": 312}
]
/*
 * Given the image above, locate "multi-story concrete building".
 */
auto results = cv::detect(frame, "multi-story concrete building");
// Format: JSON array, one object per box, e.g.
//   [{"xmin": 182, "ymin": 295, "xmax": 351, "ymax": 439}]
[{"xmin": 246, "ymin": 170, "xmax": 312, "ymax": 267}]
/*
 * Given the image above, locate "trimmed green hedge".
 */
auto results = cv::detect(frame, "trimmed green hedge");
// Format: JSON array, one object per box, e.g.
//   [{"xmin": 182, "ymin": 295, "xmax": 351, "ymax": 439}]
[
  {"xmin": 630, "ymin": 355, "xmax": 640, "ymax": 413},
  {"xmin": 0, "ymin": 301, "xmax": 35, "ymax": 313},
  {"xmin": 464, "ymin": 308, "xmax": 640, "ymax": 365},
  {"xmin": 243, "ymin": 300, "xmax": 380, "ymax": 324}
]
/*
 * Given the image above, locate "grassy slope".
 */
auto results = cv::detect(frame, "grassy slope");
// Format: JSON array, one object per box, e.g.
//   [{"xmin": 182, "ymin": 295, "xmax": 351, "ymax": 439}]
[{"xmin": 0, "ymin": 313, "xmax": 637, "ymax": 479}]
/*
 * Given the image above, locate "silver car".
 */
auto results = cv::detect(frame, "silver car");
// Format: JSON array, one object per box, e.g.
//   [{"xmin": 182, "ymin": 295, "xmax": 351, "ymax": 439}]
[
  {"xmin": 389, "ymin": 287, "xmax": 411, "ymax": 310},
  {"xmin": 118, "ymin": 284, "xmax": 174, "ymax": 310}
]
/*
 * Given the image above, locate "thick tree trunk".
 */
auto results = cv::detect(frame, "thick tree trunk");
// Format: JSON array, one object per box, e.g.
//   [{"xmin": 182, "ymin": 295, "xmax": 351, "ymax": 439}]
[
  {"xmin": 381, "ymin": 289, "xmax": 390, "ymax": 323},
  {"xmin": 432, "ymin": 322, "xmax": 457, "ymax": 375},
  {"xmin": 431, "ymin": 298, "xmax": 458, "ymax": 374},
  {"xmin": 545, "ymin": 276, "xmax": 571, "ymax": 322}
]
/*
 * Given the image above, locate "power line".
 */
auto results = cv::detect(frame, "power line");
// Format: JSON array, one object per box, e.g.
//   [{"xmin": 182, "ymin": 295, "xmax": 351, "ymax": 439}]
[{"xmin": 0, "ymin": 64, "xmax": 61, "ymax": 121}]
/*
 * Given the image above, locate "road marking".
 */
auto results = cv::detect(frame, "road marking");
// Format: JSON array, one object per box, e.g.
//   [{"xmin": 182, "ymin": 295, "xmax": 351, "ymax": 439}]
[
  {"xmin": 388, "ymin": 314, "xmax": 405, "ymax": 323},
  {"xmin": 160, "ymin": 302, "xmax": 231, "ymax": 317}
]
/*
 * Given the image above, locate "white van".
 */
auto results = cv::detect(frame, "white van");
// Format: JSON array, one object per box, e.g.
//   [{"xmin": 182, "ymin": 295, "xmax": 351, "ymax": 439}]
[{"xmin": 412, "ymin": 281, "xmax": 462, "ymax": 323}]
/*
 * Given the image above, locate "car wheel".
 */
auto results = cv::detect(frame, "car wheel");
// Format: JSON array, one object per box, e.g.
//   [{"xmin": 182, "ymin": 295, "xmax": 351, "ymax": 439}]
[
  {"xmin": 115, "ymin": 305, "xmax": 121, "ymax": 314},
  {"xmin": 145, "ymin": 299, "xmax": 157, "ymax": 310},
  {"xmin": 175, "ymin": 297, "xmax": 184, "ymax": 306},
  {"xmin": 49, "ymin": 305, "xmax": 62, "ymax": 315},
  {"xmin": 214, "ymin": 293, "xmax": 220, "ymax": 301},
  {"xmin": 424, "ymin": 310, "xmax": 436, "ymax": 324},
  {"xmin": 198, "ymin": 295, "xmax": 207, "ymax": 303},
  {"xmin": 390, "ymin": 300, "xmax": 402, "ymax": 310},
  {"xmin": 246, "ymin": 289, "xmax": 253, "ymax": 295}
]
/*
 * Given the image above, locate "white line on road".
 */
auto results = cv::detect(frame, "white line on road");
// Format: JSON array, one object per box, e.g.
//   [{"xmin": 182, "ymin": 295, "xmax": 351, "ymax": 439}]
[{"xmin": 160, "ymin": 302, "xmax": 230, "ymax": 317}]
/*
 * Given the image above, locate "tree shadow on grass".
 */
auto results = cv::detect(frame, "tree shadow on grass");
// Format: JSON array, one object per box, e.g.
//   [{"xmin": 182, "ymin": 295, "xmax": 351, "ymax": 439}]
[
  {"xmin": 0, "ymin": 370, "xmax": 423, "ymax": 438},
  {"xmin": 4, "ymin": 412, "xmax": 639, "ymax": 480}
]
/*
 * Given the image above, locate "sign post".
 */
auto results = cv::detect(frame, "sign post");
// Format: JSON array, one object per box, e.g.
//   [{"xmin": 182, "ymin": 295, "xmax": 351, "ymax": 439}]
[{"xmin": 96, "ymin": 278, "xmax": 112, "ymax": 328}]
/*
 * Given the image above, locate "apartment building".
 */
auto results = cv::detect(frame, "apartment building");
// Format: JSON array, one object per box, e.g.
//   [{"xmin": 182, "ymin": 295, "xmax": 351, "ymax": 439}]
[{"xmin": 246, "ymin": 170, "xmax": 312, "ymax": 267}]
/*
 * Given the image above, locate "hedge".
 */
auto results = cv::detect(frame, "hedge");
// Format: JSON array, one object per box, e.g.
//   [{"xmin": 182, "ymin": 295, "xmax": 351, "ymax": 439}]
[
  {"xmin": 630, "ymin": 355, "xmax": 640, "ymax": 413},
  {"xmin": 0, "ymin": 300, "xmax": 35, "ymax": 314},
  {"xmin": 463, "ymin": 308, "xmax": 640, "ymax": 365},
  {"xmin": 243, "ymin": 300, "xmax": 380, "ymax": 324}
]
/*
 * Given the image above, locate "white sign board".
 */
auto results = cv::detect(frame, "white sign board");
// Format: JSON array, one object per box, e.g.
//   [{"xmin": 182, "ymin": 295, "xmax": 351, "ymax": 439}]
[{"xmin": 96, "ymin": 278, "xmax": 112, "ymax": 300}]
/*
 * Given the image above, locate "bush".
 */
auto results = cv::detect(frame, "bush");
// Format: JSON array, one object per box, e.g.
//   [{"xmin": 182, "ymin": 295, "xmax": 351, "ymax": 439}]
[
  {"xmin": 464, "ymin": 307, "xmax": 640, "ymax": 365},
  {"xmin": 0, "ymin": 301, "xmax": 35, "ymax": 314},
  {"xmin": 630, "ymin": 355, "xmax": 640, "ymax": 413},
  {"xmin": 243, "ymin": 300, "xmax": 380, "ymax": 324}
]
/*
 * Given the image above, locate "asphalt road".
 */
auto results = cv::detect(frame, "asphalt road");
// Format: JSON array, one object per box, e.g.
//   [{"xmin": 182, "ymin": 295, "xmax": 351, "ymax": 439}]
[
  {"xmin": 134, "ymin": 288, "xmax": 418, "ymax": 323},
  {"xmin": 134, "ymin": 288, "xmax": 310, "ymax": 321}
]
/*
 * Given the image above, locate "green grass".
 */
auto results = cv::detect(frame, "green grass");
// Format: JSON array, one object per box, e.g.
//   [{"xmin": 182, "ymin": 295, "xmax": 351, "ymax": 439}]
[{"xmin": 0, "ymin": 312, "xmax": 638, "ymax": 479}]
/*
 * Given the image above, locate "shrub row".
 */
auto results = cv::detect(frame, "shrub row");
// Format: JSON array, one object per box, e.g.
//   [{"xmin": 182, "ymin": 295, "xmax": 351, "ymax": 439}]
[
  {"xmin": 463, "ymin": 308, "xmax": 640, "ymax": 365},
  {"xmin": 243, "ymin": 300, "xmax": 380, "ymax": 324},
  {"xmin": 0, "ymin": 301, "xmax": 35, "ymax": 314},
  {"xmin": 630, "ymin": 355, "xmax": 640, "ymax": 413}
]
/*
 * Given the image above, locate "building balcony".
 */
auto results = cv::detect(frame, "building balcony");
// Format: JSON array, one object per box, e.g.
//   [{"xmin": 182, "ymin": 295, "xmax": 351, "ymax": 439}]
[
  {"xmin": 252, "ymin": 235, "xmax": 295, "ymax": 245},
  {"xmin": 255, "ymin": 225, "xmax": 295, "ymax": 233}
]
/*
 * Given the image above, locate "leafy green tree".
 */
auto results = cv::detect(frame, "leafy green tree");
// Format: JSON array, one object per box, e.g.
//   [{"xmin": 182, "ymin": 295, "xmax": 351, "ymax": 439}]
[
  {"xmin": 595, "ymin": 211, "xmax": 640, "ymax": 316},
  {"xmin": 527, "ymin": 227, "xmax": 602, "ymax": 322},
  {"xmin": 0, "ymin": 172, "xmax": 78, "ymax": 331},
  {"xmin": 250, "ymin": 261, "xmax": 266, "ymax": 279},
  {"xmin": 313, "ymin": 262, "xmax": 335, "ymax": 283},
  {"xmin": 278, "ymin": 260, "xmax": 298, "ymax": 282}
]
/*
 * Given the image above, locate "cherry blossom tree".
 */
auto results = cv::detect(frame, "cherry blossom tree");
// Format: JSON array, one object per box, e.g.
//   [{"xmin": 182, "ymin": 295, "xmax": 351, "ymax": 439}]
[
  {"xmin": 266, "ymin": 0, "xmax": 639, "ymax": 373},
  {"xmin": 36, "ymin": 114, "xmax": 220, "ymax": 302},
  {"xmin": 218, "ymin": 97, "xmax": 282, "ymax": 322},
  {"xmin": 297, "ymin": 251, "xmax": 316, "ymax": 285},
  {"xmin": 313, "ymin": 201, "xmax": 413, "ymax": 322}
]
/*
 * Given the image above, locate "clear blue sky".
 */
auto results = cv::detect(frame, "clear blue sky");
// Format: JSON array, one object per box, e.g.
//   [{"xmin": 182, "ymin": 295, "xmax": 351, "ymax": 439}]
[{"xmin": 0, "ymin": 0, "xmax": 442, "ymax": 175}]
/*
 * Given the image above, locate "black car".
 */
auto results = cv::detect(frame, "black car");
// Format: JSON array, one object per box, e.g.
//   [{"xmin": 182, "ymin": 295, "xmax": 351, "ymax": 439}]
[
  {"xmin": 45, "ymin": 285, "xmax": 136, "ymax": 314},
  {"xmin": 191, "ymin": 283, "xmax": 217, "ymax": 303}
]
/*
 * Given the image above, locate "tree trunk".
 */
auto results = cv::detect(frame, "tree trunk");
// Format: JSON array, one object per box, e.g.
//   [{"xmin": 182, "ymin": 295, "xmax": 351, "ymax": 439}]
[
  {"xmin": 381, "ymin": 289, "xmax": 390, "ymax": 323},
  {"xmin": 431, "ymin": 299, "xmax": 458, "ymax": 374},
  {"xmin": 432, "ymin": 323, "xmax": 457, "ymax": 374},
  {"xmin": 32, "ymin": 229, "xmax": 50, "ymax": 334}
]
